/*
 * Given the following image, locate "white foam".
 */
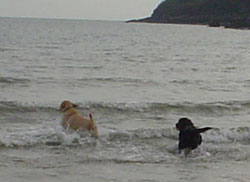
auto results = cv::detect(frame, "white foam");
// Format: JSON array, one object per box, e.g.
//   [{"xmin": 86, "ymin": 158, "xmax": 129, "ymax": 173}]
[{"xmin": 203, "ymin": 127, "xmax": 250, "ymax": 144}]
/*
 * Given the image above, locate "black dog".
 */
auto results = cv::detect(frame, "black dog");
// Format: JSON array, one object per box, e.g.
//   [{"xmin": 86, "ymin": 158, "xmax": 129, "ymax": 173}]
[{"xmin": 176, "ymin": 118, "xmax": 212, "ymax": 156}]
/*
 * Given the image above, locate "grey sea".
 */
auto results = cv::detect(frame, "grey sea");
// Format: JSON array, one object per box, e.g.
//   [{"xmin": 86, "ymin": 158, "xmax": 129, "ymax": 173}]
[{"xmin": 1, "ymin": 17, "xmax": 250, "ymax": 182}]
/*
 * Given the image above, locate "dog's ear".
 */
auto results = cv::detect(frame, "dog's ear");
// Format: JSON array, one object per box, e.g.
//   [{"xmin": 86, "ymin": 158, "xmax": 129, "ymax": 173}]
[{"xmin": 59, "ymin": 101, "xmax": 67, "ymax": 111}]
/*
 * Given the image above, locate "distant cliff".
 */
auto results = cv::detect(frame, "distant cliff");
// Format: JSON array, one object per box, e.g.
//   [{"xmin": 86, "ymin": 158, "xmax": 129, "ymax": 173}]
[{"xmin": 128, "ymin": 0, "xmax": 250, "ymax": 29}]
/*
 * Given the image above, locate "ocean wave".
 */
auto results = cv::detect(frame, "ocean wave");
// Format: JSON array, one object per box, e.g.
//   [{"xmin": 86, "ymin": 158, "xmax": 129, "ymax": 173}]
[
  {"xmin": 0, "ymin": 77, "xmax": 30, "ymax": 84},
  {"xmin": 76, "ymin": 77, "xmax": 159, "ymax": 86},
  {"xmin": 1, "ymin": 126, "xmax": 250, "ymax": 148},
  {"xmin": 1, "ymin": 100, "xmax": 250, "ymax": 115},
  {"xmin": 107, "ymin": 127, "xmax": 250, "ymax": 145},
  {"xmin": 107, "ymin": 128, "xmax": 178, "ymax": 142},
  {"xmin": 35, "ymin": 45, "xmax": 60, "ymax": 49},
  {"xmin": 0, "ymin": 124, "xmax": 89, "ymax": 148},
  {"xmin": 0, "ymin": 101, "xmax": 56, "ymax": 113},
  {"xmin": 203, "ymin": 127, "xmax": 250, "ymax": 144},
  {"xmin": 83, "ymin": 101, "xmax": 250, "ymax": 116},
  {"xmin": 1, "ymin": 126, "xmax": 250, "ymax": 163},
  {"xmin": 0, "ymin": 48, "xmax": 17, "ymax": 52}
]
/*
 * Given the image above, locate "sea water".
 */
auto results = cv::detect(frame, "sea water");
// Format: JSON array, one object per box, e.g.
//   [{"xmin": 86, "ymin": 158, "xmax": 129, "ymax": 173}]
[{"xmin": 0, "ymin": 17, "xmax": 250, "ymax": 182}]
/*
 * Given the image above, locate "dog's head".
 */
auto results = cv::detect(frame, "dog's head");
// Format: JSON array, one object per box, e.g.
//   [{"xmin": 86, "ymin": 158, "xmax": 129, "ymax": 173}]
[
  {"xmin": 176, "ymin": 117, "xmax": 194, "ymax": 131},
  {"xmin": 59, "ymin": 100, "xmax": 78, "ymax": 112}
]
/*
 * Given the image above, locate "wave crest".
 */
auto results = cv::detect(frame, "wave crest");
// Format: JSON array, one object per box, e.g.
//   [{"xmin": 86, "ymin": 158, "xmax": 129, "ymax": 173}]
[
  {"xmin": 0, "ymin": 77, "xmax": 30, "ymax": 84},
  {"xmin": 1, "ymin": 100, "xmax": 250, "ymax": 116},
  {"xmin": 1, "ymin": 126, "xmax": 250, "ymax": 148},
  {"xmin": 84, "ymin": 101, "xmax": 250, "ymax": 116}
]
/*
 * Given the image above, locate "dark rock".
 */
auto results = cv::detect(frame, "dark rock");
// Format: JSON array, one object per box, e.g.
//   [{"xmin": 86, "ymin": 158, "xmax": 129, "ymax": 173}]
[{"xmin": 127, "ymin": 0, "xmax": 250, "ymax": 29}]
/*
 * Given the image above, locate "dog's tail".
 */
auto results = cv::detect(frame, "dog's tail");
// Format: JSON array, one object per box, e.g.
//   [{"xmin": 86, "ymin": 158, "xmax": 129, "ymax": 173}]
[
  {"xmin": 89, "ymin": 113, "xmax": 99, "ymax": 139},
  {"xmin": 197, "ymin": 127, "xmax": 213, "ymax": 133}
]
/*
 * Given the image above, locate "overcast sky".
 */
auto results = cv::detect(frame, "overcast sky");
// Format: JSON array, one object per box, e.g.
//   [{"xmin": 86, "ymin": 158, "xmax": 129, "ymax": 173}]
[{"xmin": 0, "ymin": 0, "xmax": 163, "ymax": 20}]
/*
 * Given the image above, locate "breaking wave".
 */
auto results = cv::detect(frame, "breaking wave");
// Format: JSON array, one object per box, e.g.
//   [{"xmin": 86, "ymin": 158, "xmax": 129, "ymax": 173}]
[
  {"xmin": 1, "ymin": 100, "xmax": 250, "ymax": 116},
  {"xmin": 1, "ymin": 125, "xmax": 250, "ymax": 148},
  {"xmin": 1, "ymin": 100, "xmax": 250, "ymax": 163},
  {"xmin": 1, "ymin": 124, "xmax": 250, "ymax": 163}
]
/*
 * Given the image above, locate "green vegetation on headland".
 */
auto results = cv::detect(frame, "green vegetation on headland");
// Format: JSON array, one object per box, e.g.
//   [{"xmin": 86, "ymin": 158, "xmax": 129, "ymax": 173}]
[{"xmin": 128, "ymin": 0, "xmax": 250, "ymax": 29}]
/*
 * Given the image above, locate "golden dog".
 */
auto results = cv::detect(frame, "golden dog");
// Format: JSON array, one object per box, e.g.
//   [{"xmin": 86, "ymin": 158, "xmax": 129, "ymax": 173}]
[{"xmin": 59, "ymin": 100, "xmax": 98, "ymax": 138}]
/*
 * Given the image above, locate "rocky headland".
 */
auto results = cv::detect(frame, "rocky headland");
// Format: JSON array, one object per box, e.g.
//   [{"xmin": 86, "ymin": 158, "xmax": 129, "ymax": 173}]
[{"xmin": 128, "ymin": 0, "xmax": 250, "ymax": 29}]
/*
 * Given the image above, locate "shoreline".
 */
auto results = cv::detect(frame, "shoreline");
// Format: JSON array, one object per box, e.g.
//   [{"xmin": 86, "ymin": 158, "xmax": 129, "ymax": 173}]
[{"xmin": 127, "ymin": 17, "xmax": 250, "ymax": 30}]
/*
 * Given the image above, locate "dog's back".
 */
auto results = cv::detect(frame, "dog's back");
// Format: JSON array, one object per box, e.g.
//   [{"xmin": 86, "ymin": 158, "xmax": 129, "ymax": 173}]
[
  {"xmin": 60, "ymin": 100, "xmax": 99, "ymax": 138},
  {"xmin": 178, "ymin": 125, "xmax": 202, "ymax": 151}
]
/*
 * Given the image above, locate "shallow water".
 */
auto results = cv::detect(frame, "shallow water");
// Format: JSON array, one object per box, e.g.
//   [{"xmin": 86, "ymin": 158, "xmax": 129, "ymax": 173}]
[{"xmin": 1, "ymin": 17, "xmax": 250, "ymax": 182}]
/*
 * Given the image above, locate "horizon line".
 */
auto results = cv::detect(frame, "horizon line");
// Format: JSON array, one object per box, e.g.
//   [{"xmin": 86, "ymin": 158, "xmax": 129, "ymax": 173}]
[{"xmin": 0, "ymin": 15, "xmax": 149, "ymax": 22}]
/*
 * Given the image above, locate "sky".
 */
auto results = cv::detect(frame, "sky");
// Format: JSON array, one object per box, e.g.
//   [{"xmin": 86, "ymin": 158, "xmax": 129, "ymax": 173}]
[{"xmin": 0, "ymin": 0, "xmax": 163, "ymax": 21}]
